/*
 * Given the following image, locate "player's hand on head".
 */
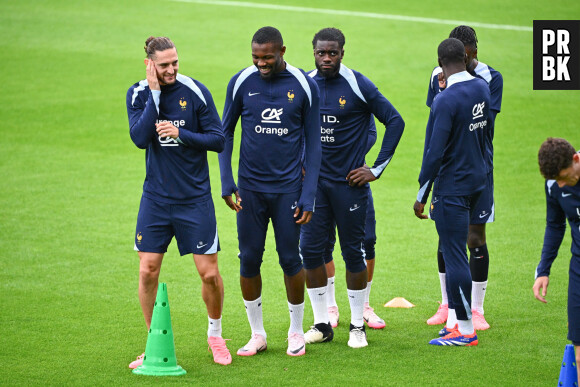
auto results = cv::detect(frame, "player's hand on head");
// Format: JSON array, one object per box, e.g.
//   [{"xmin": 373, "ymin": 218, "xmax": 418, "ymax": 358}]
[
  {"xmin": 222, "ymin": 191, "xmax": 242, "ymax": 212},
  {"xmin": 413, "ymin": 200, "xmax": 428, "ymax": 219},
  {"xmin": 438, "ymin": 72, "xmax": 446, "ymax": 89},
  {"xmin": 346, "ymin": 165, "xmax": 376, "ymax": 187},
  {"xmin": 155, "ymin": 121, "xmax": 179, "ymax": 139},
  {"xmin": 533, "ymin": 276, "xmax": 549, "ymax": 303},
  {"xmin": 145, "ymin": 58, "xmax": 160, "ymax": 91}
]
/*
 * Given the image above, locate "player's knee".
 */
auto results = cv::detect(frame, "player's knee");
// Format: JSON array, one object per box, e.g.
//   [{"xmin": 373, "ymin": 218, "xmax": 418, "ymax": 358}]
[
  {"xmin": 302, "ymin": 252, "xmax": 325, "ymax": 271},
  {"xmin": 343, "ymin": 255, "xmax": 367, "ymax": 273},
  {"xmin": 139, "ymin": 263, "xmax": 160, "ymax": 282},
  {"xmin": 467, "ymin": 226, "xmax": 486, "ymax": 247},
  {"xmin": 364, "ymin": 241, "xmax": 376, "ymax": 260},
  {"xmin": 200, "ymin": 269, "xmax": 220, "ymax": 287},
  {"xmin": 239, "ymin": 250, "xmax": 263, "ymax": 278},
  {"xmin": 279, "ymin": 255, "xmax": 303, "ymax": 276}
]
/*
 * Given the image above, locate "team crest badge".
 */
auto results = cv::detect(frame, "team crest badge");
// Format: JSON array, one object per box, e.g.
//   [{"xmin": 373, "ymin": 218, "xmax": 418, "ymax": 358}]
[
  {"xmin": 339, "ymin": 96, "xmax": 346, "ymax": 109},
  {"xmin": 136, "ymin": 232, "xmax": 143, "ymax": 244},
  {"xmin": 287, "ymin": 90, "xmax": 294, "ymax": 103},
  {"xmin": 179, "ymin": 98, "xmax": 187, "ymax": 111}
]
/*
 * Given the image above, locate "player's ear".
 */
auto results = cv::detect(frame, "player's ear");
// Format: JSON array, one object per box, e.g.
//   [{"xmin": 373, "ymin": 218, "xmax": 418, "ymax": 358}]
[
  {"xmin": 144, "ymin": 58, "xmax": 149, "ymax": 65},
  {"xmin": 280, "ymin": 45, "xmax": 286, "ymax": 56}
]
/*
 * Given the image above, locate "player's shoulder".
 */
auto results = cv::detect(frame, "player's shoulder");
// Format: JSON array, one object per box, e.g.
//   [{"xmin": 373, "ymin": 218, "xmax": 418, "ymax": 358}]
[
  {"xmin": 228, "ymin": 66, "xmax": 259, "ymax": 97},
  {"xmin": 176, "ymin": 74, "xmax": 211, "ymax": 105},
  {"xmin": 285, "ymin": 63, "xmax": 318, "ymax": 103},
  {"xmin": 286, "ymin": 63, "xmax": 316, "ymax": 85},
  {"xmin": 128, "ymin": 79, "xmax": 148, "ymax": 93},
  {"xmin": 339, "ymin": 64, "xmax": 373, "ymax": 85},
  {"xmin": 545, "ymin": 179, "xmax": 560, "ymax": 198},
  {"xmin": 430, "ymin": 66, "xmax": 443, "ymax": 80},
  {"xmin": 475, "ymin": 61, "xmax": 503, "ymax": 84},
  {"xmin": 337, "ymin": 64, "xmax": 377, "ymax": 102},
  {"xmin": 127, "ymin": 79, "xmax": 149, "ymax": 105}
]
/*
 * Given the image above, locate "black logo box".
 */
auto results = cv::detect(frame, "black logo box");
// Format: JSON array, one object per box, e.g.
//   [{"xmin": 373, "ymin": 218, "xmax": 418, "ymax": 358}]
[{"xmin": 533, "ymin": 20, "xmax": 580, "ymax": 90}]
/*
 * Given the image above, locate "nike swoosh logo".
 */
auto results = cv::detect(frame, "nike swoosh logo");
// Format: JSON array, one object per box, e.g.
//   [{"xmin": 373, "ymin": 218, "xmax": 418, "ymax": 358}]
[
  {"xmin": 562, "ymin": 193, "xmax": 572, "ymax": 197},
  {"xmin": 432, "ymin": 198, "xmax": 439, "ymax": 203},
  {"xmin": 349, "ymin": 206, "xmax": 359, "ymax": 211},
  {"xmin": 248, "ymin": 92, "xmax": 260, "ymax": 96},
  {"xmin": 197, "ymin": 243, "xmax": 208, "ymax": 249},
  {"xmin": 479, "ymin": 213, "xmax": 488, "ymax": 218},
  {"xmin": 289, "ymin": 345, "xmax": 304, "ymax": 355},
  {"xmin": 318, "ymin": 293, "xmax": 326, "ymax": 296},
  {"xmin": 291, "ymin": 204, "xmax": 297, "ymax": 209}
]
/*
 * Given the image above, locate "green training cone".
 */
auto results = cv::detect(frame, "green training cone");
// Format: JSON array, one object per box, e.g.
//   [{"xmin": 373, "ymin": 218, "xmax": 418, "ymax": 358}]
[{"xmin": 133, "ymin": 283, "xmax": 186, "ymax": 376}]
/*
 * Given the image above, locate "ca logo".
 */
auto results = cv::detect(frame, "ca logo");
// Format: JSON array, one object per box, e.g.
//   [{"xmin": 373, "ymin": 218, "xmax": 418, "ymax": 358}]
[
  {"xmin": 261, "ymin": 108, "xmax": 283, "ymax": 123},
  {"xmin": 472, "ymin": 101, "xmax": 485, "ymax": 119}
]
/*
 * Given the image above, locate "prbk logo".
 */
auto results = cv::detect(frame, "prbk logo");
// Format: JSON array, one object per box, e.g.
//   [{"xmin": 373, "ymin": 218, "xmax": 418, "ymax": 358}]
[
  {"xmin": 261, "ymin": 108, "xmax": 283, "ymax": 123},
  {"xmin": 533, "ymin": 20, "xmax": 580, "ymax": 90}
]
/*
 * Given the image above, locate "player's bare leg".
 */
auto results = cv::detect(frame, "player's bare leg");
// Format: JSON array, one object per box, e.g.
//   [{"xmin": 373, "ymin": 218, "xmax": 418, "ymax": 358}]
[
  {"xmin": 193, "ymin": 253, "xmax": 224, "ymax": 319},
  {"xmin": 138, "ymin": 252, "xmax": 164, "ymax": 329}
]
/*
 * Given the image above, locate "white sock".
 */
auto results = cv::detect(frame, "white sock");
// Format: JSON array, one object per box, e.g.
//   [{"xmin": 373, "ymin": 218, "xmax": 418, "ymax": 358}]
[
  {"xmin": 288, "ymin": 301, "xmax": 304, "ymax": 335},
  {"xmin": 326, "ymin": 276, "xmax": 337, "ymax": 307},
  {"xmin": 347, "ymin": 288, "xmax": 366, "ymax": 327},
  {"xmin": 457, "ymin": 319, "xmax": 475, "ymax": 335},
  {"xmin": 365, "ymin": 280, "xmax": 373, "ymax": 305},
  {"xmin": 243, "ymin": 296, "xmax": 266, "ymax": 339},
  {"xmin": 446, "ymin": 308, "xmax": 458, "ymax": 330},
  {"xmin": 207, "ymin": 316, "xmax": 222, "ymax": 338},
  {"xmin": 307, "ymin": 286, "xmax": 330, "ymax": 325},
  {"xmin": 472, "ymin": 281, "xmax": 487, "ymax": 314},
  {"xmin": 439, "ymin": 273, "xmax": 448, "ymax": 305}
]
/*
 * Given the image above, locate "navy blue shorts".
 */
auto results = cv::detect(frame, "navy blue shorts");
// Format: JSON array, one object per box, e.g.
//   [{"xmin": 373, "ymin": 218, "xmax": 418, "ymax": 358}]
[
  {"xmin": 322, "ymin": 188, "xmax": 376, "ymax": 263},
  {"xmin": 470, "ymin": 172, "xmax": 494, "ymax": 224},
  {"xmin": 568, "ymin": 255, "xmax": 580, "ymax": 343},
  {"xmin": 135, "ymin": 195, "xmax": 219, "ymax": 256},
  {"xmin": 431, "ymin": 192, "xmax": 481, "ymax": 320},
  {"xmin": 237, "ymin": 188, "xmax": 302, "ymax": 278},
  {"xmin": 301, "ymin": 179, "xmax": 368, "ymax": 273}
]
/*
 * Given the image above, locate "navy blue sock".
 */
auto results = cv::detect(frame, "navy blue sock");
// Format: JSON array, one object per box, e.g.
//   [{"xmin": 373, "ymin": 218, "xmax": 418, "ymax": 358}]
[{"xmin": 469, "ymin": 244, "xmax": 489, "ymax": 282}]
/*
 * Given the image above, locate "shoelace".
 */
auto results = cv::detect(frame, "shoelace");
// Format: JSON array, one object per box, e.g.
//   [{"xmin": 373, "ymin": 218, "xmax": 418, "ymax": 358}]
[
  {"xmin": 287, "ymin": 333, "xmax": 303, "ymax": 345},
  {"xmin": 209, "ymin": 338, "xmax": 231, "ymax": 356}
]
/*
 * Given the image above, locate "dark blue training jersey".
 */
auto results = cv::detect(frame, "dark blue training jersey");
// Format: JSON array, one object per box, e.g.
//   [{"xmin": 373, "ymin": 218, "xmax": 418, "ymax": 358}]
[
  {"xmin": 308, "ymin": 64, "xmax": 404, "ymax": 182},
  {"xmin": 127, "ymin": 73, "xmax": 225, "ymax": 204},
  {"xmin": 426, "ymin": 62, "xmax": 503, "ymax": 171},
  {"xmin": 417, "ymin": 71, "xmax": 490, "ymax": 203},
  {"xmin": 536, "ymin": 174, "xmax": 580, "ymax": 278},
  {"xmin": 219, "ymin": 63, "xmax": 321, "ymax": 212}
]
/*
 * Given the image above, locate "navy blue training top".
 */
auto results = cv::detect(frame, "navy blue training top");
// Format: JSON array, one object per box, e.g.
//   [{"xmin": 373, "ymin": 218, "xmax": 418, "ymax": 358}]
[
  {"xmin": 219, "ymin": 63, "xmax": 321, "ymax": 212},
  {"xmin": 127, "ymin": 73, "xmax": 225, "ymax": 204},
  {"xmin": 536, "ymin": 174, "xmax": 580, "ymax": 278},
  {"xmin": 426, "ymin": 62, "xmax": 503, "ymax": 172},
  {"xmin": 308, "ymin": 64, "xmax": 404, "ymax": 183},
  {"xmin": 417, "ymin": 71, "xmax": 490, "ymax": 203}
]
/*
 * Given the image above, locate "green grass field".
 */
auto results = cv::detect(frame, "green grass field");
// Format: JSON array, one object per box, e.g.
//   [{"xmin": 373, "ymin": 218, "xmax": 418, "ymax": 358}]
[{"xmin": 1, "ymin": 0, "xmax": 580, "ymax": 385}]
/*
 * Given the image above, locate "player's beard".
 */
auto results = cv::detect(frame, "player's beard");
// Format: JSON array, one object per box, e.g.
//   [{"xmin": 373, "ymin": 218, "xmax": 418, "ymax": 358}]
[{"xmin": 316, "ymin": 62, "xmax": 340, "ymax": 78}]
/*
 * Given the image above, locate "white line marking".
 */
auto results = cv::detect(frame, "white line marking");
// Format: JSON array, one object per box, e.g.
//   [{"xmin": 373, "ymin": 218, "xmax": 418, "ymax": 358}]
[{"xmin": 171, "ymin": 0, "xmax": 532, "ymax": 32}]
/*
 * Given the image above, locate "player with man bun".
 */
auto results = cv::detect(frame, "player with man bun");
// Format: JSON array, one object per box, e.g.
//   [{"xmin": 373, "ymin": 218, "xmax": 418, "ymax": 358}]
[{"xmin": 126, "ymin": 36, "xmax": 231, "ymax": 367}]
